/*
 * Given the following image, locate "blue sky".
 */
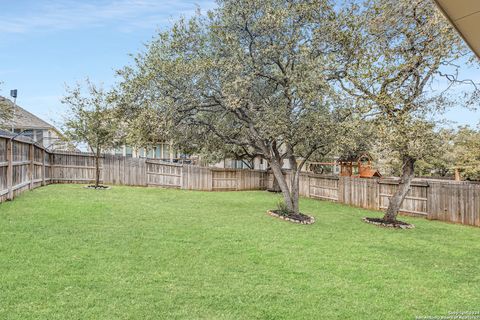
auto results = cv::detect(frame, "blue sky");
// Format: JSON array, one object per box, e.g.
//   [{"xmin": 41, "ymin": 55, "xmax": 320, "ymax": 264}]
[
  {"xmin": 0, "ymin": 0, "xmax": 478, "ymax": 128},
  {"xmin": 0, "ymin": 0, "xmax": 216, "ymax": 126}
]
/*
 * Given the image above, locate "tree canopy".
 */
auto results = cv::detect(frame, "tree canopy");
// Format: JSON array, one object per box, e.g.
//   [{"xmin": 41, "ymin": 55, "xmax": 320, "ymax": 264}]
[
  {"xmin": 336, "ymin": 0, "xmax": 475, "ymax": 222},
  {"xmin": 113, "ymin": 0, "xmax": 478, "ymax": 220},
  {"xmin": 115, "ymin": 0, "xmax": 356, "ymax": 214}
]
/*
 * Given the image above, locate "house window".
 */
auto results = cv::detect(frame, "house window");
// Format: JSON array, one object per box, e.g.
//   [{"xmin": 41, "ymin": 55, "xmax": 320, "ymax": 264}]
[
  {"xmin": 162, "ymin": 143, "xmax": 170, "ymax": 159},
  {"xmin": 155, "ymin": 145, "xmax": 161, "ymax": 158},
  {"xmin": 126, "ymin": 147, "xmax": 133, "ymax": 157},
  {"xmin": 147, "ymin": 149, "xmax": 154, "ymax": 158},
  {"xmin": 115, "ymin": 147, "xmax": 123, "ymax": 155},
  {"xmin": 138, "ymin": 148, "xmax": 145, "ymax": 157},
  {"xmin": 35, "ymin": 130, "xmax": 44, "ymax": 143},
  {"xmin": 23, "ymin": 130, "xmax": 34, "ymax": 140}
]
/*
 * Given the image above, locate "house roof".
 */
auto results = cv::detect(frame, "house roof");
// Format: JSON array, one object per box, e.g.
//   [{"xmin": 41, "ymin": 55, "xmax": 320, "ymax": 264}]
[
  {"xmin": 0, "ymin": 96, "xmax": 55, "ymax": 130},
  {"xmin": 434, "ymin": 0, "xmax": 480, "ymax": 59}
]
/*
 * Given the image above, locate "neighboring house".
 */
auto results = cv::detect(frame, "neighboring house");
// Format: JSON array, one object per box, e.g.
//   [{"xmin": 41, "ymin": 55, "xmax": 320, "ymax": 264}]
[
  {"xmin": 106, "ymin": 142, "xmax": 196, "ymax": 164},
  {"xmin": 109, "ymin": 142, "xmax": 267, "ymax": 169},
  {"xmin": 0, "ymin": 96, "xmax": 70, "ymax": 151},
  {"xmin": 95, "ymin": 140, "xmax": 350, "ymax": 174},
  {"xmin": 213, "ymin": 156, "xmax": 338, "ymax": 172},
  {"xmin": 211, "ymin": 157, "xmax": 266, "ymax": 170}
]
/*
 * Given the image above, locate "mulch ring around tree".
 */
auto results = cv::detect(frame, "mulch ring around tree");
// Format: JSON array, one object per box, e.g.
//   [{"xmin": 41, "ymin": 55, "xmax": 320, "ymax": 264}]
[
  {"xmin": 267, "ymin": 210, "xmax": 315, "ymax": 225},
  {"xmin": 362, "ymin": 217, "xmax": 414, "ymax": 229},
  {"xmin": 266, "ymin": 188, "xmax": 282, "ymax": 193},
  {"xmin": 84, "ymin": 185, "xmax": 111, "ymax": 190}
]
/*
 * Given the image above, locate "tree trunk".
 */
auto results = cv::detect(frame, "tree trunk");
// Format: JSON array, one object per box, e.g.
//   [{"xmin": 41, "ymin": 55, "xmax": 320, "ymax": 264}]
[
  {"xmin": 270, "ymin": 168, "xmax": 282, "ymax": 192},
  {"xmin": 383, "ymin": 155, "xmax": 415, "ymax": 222},
  {"xmin": 95, "ymin": 147, "xmax": 101, "ymax": 188},
  {"xmin": 269, "ymin": 159, "xmax": 295, "ymax": 213},
  {"xmin": 287, "ymin": 150, "xmax": 301, "ymax": 215},
  {"xmin": 291, "ymin": 169, "xmax": 300, "ymax": 214}
]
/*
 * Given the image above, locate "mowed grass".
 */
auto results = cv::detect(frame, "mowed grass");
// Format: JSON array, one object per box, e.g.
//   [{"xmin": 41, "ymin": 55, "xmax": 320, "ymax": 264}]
[{"xmin": 0, "ymin": 185, "xmax": 479, "ymax": 319}]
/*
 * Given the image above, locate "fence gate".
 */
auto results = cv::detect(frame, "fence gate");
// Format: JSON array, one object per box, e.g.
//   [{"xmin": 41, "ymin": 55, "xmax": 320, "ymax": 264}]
[{"xmin": 146, "ymin": 160, "xmax": 182, "ymax": 188}]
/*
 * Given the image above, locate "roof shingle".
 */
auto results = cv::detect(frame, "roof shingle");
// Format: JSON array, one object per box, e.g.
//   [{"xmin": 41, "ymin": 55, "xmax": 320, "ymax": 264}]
[{"xmin": 0, "ymin": 96, "xmax": 55, "ymax": 130}]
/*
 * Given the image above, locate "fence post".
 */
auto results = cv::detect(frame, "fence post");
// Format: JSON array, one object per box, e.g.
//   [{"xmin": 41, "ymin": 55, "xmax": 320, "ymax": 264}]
[
  {"xmin": 236, "ymin": 170, "xmax": 240, "ymax": 191},
  {"xmin": 41, "ymin": 149, "xmax": 46, "ymax": 186},
  {"xmin": 6, "ymin": 140, "xmax": 13, "ymax": 200},
  {"xmin": 306, "ymin": 174, "xmax": 311, "ymax": 198},
  {"xmin": 29, "ymin": 143, "xmax": 34, "ymax": 189},
  {"xmin": 179, "ymin": 165, "xmax": 183, "ymax": 189},
  {"xmin": 338, "ymin": 176, "xmax": 344, "ymax": 204},
  {"xmin": 210, "ymin": 168, "xmax": 214, "ymax": 191}
]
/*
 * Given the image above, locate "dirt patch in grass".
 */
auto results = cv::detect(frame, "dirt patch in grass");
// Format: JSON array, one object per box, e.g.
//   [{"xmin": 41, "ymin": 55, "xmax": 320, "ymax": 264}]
[
  {"xmin": 267, "ymin": 210, "xmax": 315, "ymax": 225},
  {"xmin": 84, "ymin": 185, "xmax": 111, "ymax": 190},
  {"xmin": 363, "ymin": 217, "xmax": 414, "ymax": 229}
]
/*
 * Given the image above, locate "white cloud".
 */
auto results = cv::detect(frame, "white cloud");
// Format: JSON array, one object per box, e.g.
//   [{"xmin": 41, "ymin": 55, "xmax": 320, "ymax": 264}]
[{"xmin": 0, "ymin": 0, "xmax": 217, "ymax": 33}]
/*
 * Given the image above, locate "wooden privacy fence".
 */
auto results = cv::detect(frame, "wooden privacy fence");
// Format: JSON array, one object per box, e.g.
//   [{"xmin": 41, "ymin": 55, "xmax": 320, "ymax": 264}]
[
  {"xmin": 1, "ymin": 133, "xmax": 479, "ymax": 227},
  {"xmin": 0, "ymin": 134, "xmax": 267, "ymax": 203},
  {"xmin": 49, "ymin": 153, "xmax": 268, "ymax": 191},
  {"xmin": 0, "ymin": 136, "xmax": 51, "ymax": 203},
  {"xmin": 267, "ymin": 172, "xmax": 480, "ymax": 227}
]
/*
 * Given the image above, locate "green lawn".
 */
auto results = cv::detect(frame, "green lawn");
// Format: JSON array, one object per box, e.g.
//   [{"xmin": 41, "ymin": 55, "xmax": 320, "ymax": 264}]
[{"xmin": 0, "ymin": 185, "xmax": 479, "ymax": 319}]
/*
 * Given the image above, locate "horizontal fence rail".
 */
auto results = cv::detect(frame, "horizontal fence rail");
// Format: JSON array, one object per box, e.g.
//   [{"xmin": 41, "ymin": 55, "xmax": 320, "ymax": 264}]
[{"xmin": 0, "ymin": 134, "xmax": 479, "ymax": 227}]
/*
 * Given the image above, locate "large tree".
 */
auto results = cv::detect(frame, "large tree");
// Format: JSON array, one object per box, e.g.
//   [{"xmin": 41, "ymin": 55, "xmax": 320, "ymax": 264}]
[
  {"xmin": 115, "ymin": 0, "xmax": 352, "ymax": 214},
  {"xmin": 337, "ymin": 0, "xmax": 472, "ymax": 223},
  {"xmin": 62, "ymin": 80, "xmax": 120, "ymax": 188}
]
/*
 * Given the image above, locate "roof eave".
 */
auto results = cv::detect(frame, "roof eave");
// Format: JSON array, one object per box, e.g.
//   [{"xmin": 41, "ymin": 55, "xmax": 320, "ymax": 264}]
[{"xmin": 433, "ymin": 0, "xmax": 480, "ymax": 60}]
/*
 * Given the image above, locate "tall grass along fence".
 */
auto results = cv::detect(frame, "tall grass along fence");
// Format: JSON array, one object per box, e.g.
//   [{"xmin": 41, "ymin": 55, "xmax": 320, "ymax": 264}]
[{"xmin": 1, "ymin": 133, "xmax": 479, "ymax": 227}]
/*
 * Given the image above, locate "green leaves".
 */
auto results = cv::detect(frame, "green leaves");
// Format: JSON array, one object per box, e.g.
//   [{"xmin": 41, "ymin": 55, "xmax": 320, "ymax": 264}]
[
  {"xmin": 337, "ymin": 0, "xmax": 474, "ymax": 168},
  {"xmin": 115, "ymin": 0, "xmax": 350, "ymax": 164},
  {"xmin": 62, "ymin": 79, "xmax": 121, "ymax": 154},
  {"xmin": 453, "ymin": 125, "xmax": 480, "ymax": 180}
]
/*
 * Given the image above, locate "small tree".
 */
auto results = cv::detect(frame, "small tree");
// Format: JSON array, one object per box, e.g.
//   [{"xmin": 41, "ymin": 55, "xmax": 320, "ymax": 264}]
[
  {"xmin": 337, "ymin": 0, "xmax": 472, "ymax": 223},
  {"xmin": 115, "ymin": 0, "xmax": 353, "ymax": 214},
  {"xmin": 0, "ymin": 83, "xmax": 13, "ymax": 128},
  {"xmin": 62, "ymin": 80, "xmax": 119, "ymax": 188}
]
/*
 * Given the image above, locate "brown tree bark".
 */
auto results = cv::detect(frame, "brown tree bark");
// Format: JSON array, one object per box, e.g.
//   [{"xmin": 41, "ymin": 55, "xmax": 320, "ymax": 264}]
[
  {"xmin": 383, "ymin": 155, "xmax": 415, "ymax": 222},
  {"xmin": 268, "ymin": 155, "xmax": 304, "ymax": 215},
  {"xmin": 291, "ymin": 169, "xmax": 300, "ymax": 214},
  {"xmin": 269, "ymin": 168, "xmax": 282, "ymax": 192},
  {"xmin": 269, "ymin": 158, "xmax": 296, "ymax": 213}
]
